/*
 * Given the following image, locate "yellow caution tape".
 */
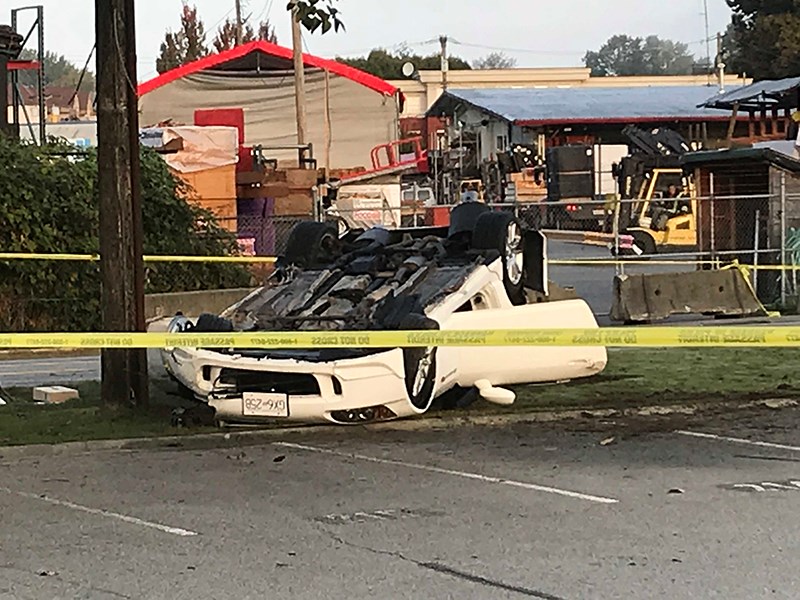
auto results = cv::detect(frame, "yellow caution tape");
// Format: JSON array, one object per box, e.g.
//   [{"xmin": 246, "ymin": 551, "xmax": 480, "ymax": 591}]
[
  {"xmin": 2, "ymin": 252, "xmax": 800, "ymax": 271},
  {"xmin": 0, "ymin": 253, "xmax": 277, "ymax": 264},
  {"xmin": 548, "ymin": 259, "xmax": 718, "ymax": 266},
  {"xmin": 0, "ymin": 252, "xmax": 101, "ymax": 262},
  {"xmin": 721, "ymin": 261, "xmax": 781, "ymax": 318},
  {"xmin": 0, "ymin": 327, "xmax": 798, "ymax": 349}
]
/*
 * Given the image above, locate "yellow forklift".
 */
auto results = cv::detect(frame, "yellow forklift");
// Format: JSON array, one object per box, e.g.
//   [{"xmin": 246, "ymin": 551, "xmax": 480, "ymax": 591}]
[
  {"xmin": 622, "ymin": 167, "xmax": 697, "ymax": 255},
  {"xmin": 613, "ymin": 126, "xmax": 698, "ymax": 256}
]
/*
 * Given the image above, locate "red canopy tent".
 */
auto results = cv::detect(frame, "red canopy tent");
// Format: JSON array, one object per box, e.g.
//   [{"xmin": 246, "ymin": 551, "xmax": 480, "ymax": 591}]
[{"xmin": 138, "ymin": 41, "xmax": 405, "ymax": 170}]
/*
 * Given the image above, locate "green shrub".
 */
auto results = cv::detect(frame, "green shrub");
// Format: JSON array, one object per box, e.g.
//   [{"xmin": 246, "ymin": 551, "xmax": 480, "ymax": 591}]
[{"xmin": 0, "ymin": 137, "xmax": 250, "ymax": 332}]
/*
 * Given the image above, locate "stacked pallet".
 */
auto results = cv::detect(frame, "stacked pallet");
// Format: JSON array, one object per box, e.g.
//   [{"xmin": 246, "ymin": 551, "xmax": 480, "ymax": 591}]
[{"xmin": 236, "ymin": 168, "xmax": 320, "ymax": 217}]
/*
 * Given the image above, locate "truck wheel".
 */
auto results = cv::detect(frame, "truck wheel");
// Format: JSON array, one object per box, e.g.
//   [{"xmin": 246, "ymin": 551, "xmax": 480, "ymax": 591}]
[
  {"xmin": 448, "ymin": 202, "xmax": 490, "ymax": 240},
  {"xmin": 399, "ymin": 313, "xmax": 438, "ymax": 412},
  {"xmin": 284, "ymin": 221, "xmax": 339, "ymax": 268},
  {"xmin": 471, "ymin": 211, "xmax": 526, "ymax": 305}
]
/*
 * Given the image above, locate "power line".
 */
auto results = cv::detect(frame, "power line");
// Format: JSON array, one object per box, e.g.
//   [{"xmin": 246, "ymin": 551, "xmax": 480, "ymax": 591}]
[
  {"xmin": 68, "ymin": 42, "xmax": 96, "ymax": 106},
  {"xmin": 450, "ymin": 40, "xmax": 586, "ymax": 57},
  {"xmin": 208, "ymin": 5, "xmax": 237, "ymax": 32},
  {"xmin": 255, "ymin": 0, "xmax": 274, "ymax": 23}
]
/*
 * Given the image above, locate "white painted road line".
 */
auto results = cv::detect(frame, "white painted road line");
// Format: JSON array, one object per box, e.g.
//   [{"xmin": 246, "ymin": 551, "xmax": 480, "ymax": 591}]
[
  {"xmin": 274, "ymin": 442, "xmax": 619, "ymax": 505},
  {"xmin": 0, "ymin": 369, "xmax": 99, "ymax": 376},
  {"xmin": 677, "ymin": 430, "xmax": 800, "ymax": 453},
  {"xmin": 0, "ymin": 487, "xmax": 199, "ymax": 537}
]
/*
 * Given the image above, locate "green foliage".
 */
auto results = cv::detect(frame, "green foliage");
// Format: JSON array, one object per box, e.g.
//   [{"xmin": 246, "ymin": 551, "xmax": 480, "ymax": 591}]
[
  {"xmin": 289, "ymin": 0, "xmax": 344, "ymax": 34},
  {"xmin": 0, "ymin": 137, "xmax": 249, "ymax": 332},
  {"xmin": 213, "ymin": 18, "xmax": 278, "ymax": 52},
  {"xmin": 473, "ymin": 52, "xmax": 517, "ymax": 70},
  {"xmin": 156, "ymin": 3, "xmax": 210, "ymax": 74},
  {"xmin": 583, "ymin": 35, "xmax": 696, "ymax": 77},
  {"xmin": 337, "ymin": 46, "xmax": 472, "ymax": 80},
  {"xmin": 18, "ymin": 49, "xmax": 95, "ymax": 92},
  {"xmin": 726, "ymin": 0, "xmax": 800, "ymax": 79}
]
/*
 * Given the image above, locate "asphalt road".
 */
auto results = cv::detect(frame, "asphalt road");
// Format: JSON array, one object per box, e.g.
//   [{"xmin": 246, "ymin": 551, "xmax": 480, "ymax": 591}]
[
  {"xmin": 547, "ymin": 240, "xmax": 694, "ymax": 315},
  {"xmin": 3, "ymin": 406, "xmax": 800, "ymax": 599},
  {"xmin": 0, "ymin": 349, "xmax": 165, "ymax": 389},
  {"xmin": 0, "ymin": 356, "xmax": 100, "ymax": 389}
]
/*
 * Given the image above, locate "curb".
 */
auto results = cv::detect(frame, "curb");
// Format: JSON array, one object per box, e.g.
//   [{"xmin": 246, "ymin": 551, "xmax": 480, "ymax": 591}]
[{"xmin": 0, "ymin": 397, "xmax": 796, "ymax": 460}]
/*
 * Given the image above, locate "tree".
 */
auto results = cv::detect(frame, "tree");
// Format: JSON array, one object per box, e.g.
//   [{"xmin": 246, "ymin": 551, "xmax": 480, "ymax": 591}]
[
  {"xmin": 156, "ymin": 3, "xmax": 209, "ymax": 74},
  {"xmin": 473, "ymin": 52, "xmax": 517, "ymax": 70},
  {"xmin": 258, "ymin": 20, "xmax": 279, "ymax": 44},
  {"xmin": 583, "ymin": 34, "xmax": 695, "ymax": 77},
  {"xmin": 0, "ymin": 138, "xmax": 249, "ymax": 333},
  {"xmin": 17, "ymin": 50, "xmax": 95, "ymax": 91},
  {"xmin": 337, "ymin": 47, "xmax": 472, "ymax": 80},
  {"xmin": 290, "ymin": 0, "xmax": 344, "ymax": 34},
  {"xmin": 212, "ymin": 18, "xmax": 278, "ymax": 52},
  {"xmin": 726, "ymin": 0, "xmax": 800, "ymax": 79}
]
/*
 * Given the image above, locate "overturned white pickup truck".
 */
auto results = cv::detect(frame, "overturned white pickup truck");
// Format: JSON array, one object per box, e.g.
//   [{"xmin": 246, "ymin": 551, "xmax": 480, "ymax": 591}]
[{"xmin": 162, "ymin": 203, "xmax": 607, "ymax": 425}]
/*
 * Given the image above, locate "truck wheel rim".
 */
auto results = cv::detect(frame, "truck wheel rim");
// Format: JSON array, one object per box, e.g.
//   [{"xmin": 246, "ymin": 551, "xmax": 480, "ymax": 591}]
[{"xmin": 505, "ymin": 221, "xmax": 524, "ymax": 285}]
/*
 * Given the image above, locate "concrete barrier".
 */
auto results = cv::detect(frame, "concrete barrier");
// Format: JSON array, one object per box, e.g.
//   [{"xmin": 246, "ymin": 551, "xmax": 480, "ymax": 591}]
[
  {"xmin": 144, "ymin": 288, "xmax": 256, "ymax": 321},
  {"xmin": 610, "ymin": 269, "xmax": 767, "ymax": 323}
]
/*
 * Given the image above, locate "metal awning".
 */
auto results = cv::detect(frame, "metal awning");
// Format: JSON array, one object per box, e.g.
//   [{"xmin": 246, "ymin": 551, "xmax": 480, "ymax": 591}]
[
  {"xmin": 681, "ymin": 146, "xmax": 800, "ymax": 173},
  {"xmin": 698, "ymin": 77, "xmax": 800, "ymax": 111}
]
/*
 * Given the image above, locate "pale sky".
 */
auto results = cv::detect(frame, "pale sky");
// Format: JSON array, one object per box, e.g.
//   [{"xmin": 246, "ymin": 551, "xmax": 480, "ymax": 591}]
[{"xmin": 9, "ymin": 0, "xmax": 734, "ymax": 83}]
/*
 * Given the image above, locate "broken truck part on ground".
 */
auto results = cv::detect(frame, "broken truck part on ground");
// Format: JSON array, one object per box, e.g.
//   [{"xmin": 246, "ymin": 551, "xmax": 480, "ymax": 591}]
[{"xmin": 161, "ymin": 203, "xmax": 607, "ymax": 425}]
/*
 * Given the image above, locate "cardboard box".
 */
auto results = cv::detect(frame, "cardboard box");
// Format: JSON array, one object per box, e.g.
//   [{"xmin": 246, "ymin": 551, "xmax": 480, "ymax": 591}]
[
  {"xmin": 33, "ymin": 386, "xmax": 79, "ymax": 405},
  {"xmin": 174, "ymin": 164, "xmax": 237, "ymax": 200}
]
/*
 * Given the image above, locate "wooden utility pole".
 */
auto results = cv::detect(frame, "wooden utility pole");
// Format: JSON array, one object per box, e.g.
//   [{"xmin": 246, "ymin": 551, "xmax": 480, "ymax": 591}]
[
  {"xmin": 291, "ymin": 1, "xmax": 307, "ymax": 144},
  {"xmin": 439, "ymin": 35, "xmax": 449, "ymax": 93},
  {"xmin": 716, "ymin": 32, "xmax": 726, "ymax": 93},
  {"xmin": 95, "ymin": 0, "xmax": 149, "ymax": 407},
  {"xmin": 234, "ymin": 0, "xmax": 243, "ymax": 46}
]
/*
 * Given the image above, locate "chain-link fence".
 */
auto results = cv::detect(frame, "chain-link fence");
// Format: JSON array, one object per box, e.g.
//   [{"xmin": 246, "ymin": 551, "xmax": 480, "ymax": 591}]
[
  {"xmin": 216, "ymin": 214, "xmax": 310, "ymax": 258},
  {"xmin": 6, "ymin": 171, "xmax": 800, "ymax": 332}
]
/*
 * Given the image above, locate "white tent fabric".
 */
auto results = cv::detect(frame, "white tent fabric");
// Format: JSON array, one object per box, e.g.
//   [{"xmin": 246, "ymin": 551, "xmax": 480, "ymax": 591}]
[{"xmin": 139, "ymin": 69, "xmax": 400, "ymax": 170}]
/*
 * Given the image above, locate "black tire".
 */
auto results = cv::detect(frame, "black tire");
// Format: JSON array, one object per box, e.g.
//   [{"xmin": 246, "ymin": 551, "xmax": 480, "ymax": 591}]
[
  {"xmin": 284, "ymin": 221, "xmax": 339, "ymax": 268},
  {"xmin": 399, "ymin": 313, "xmax": 438, "ymax": 412},
  {"xmin": 471, "ymin": 211, "xmax": 526, "ymax": 305},
  {"xmin": 448, "ymin": 202, "xmax": 491, "ymax": 240},
  {"xmin": 630, "ymin": 230, "xmax": 657, "ymax": 260}
]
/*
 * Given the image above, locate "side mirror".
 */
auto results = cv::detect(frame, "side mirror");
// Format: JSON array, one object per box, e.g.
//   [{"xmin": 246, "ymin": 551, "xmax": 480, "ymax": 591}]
[{"xmin": 475, "ymin": 380, "xmax": 516, "ymax": 405}]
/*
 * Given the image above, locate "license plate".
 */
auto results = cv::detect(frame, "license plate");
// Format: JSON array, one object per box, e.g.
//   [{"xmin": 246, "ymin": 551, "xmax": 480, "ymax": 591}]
[
  {"xmin": 592, "ymin": 209, "xmax": 605, "ymax": 216},
  {"xmin": 242, "ymin": 393, "xmax": 289, "ymax": 418}
]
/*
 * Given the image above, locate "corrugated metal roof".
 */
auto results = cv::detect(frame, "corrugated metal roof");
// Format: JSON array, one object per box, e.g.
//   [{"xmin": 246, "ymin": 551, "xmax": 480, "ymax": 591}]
[
  {"xmin": 427, "ymin": 86, "xmax": 737, "ymax": 125},
  {"xmin": 698, "ymin": 77, "xmax": 800, "ymax": 110},
  {"xmin": 681, "ymin": 146, "xmax": 800, "ymax": 173}
]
